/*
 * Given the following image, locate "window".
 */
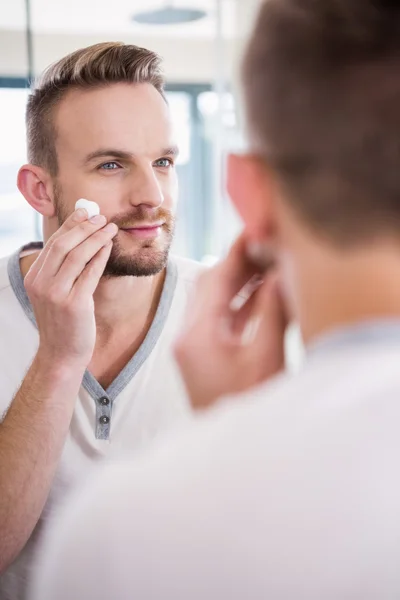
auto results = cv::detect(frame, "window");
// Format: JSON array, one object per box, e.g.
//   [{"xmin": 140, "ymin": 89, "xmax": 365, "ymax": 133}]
[
  {"xmin": 166, "ymin": 86, "xmax": 214, "ymax": 261},
  {"xmin": 0, "ymin": 86, "xmax": 40, "ymax": 258}
]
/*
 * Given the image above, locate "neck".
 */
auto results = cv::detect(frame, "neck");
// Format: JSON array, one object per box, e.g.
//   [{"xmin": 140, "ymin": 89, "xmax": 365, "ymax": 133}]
[
  {"xmin": 290, "ymin": 240, "xmax": 400, "ymax": 345},
  {"xmin": 93, "ymin": 270, "xmax": 166, "ymax": 337}
]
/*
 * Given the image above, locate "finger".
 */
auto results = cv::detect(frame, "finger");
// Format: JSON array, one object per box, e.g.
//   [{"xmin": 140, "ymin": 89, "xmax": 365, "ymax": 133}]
[
  {"xmin": 230, "ymin": 286, "xmax": 260, "ymax": 339},
  {"xmin": 249, "ymin": 273, "xmax": 288, "ymax": 370},
  {"xmin": 216, "ymin": 235, "xmax": 257, "ymax": 298},
  {"xmin": 198, "ymin": 235, "xmax": 265, "ymax": 319},
  {"xmin": 50, "ymin": 224, "xmax": 118, "ymax": 294},
  {"xmin": 72, "ymin": 242, "xmax": 113, "ymax": 298},
  {"xmin": 36, "ymin": 215, "xmax": 110, "ymax": 280},
  {"xmin": 26, "ymin": 209, "xmax": 90, "ymax": 282},
  {"xmin": 229, "ymin": 274, "xmax": 264, "ymax": 312},
  {"xmin": 228, "ymin": 274, "xmax": 269, "ymax": 341}
]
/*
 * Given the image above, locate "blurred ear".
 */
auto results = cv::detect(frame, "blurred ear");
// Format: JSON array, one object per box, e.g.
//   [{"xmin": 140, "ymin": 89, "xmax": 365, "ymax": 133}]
[
  {"xmin": 17, "ymin": 164, "xmax": 56, "ymax": 218},
  {"xmin": 227, "ymin": 153, "xmax": 276, "ymax": 241}
]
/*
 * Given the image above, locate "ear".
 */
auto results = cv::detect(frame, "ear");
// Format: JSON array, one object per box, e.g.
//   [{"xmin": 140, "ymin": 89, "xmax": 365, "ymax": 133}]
[
  {"xmin": 17, "ymin": 164, "xmax": 56, "ymax": 218},
  {"xmin": 227, "ymin": 153, "xmax": 275, "ymax": 241}
]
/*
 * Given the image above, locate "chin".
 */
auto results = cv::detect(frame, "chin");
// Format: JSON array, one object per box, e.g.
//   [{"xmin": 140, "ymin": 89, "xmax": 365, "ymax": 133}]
[{"xmin": 102, "ymin": 244, "xmax": 171, "ymax": 278}]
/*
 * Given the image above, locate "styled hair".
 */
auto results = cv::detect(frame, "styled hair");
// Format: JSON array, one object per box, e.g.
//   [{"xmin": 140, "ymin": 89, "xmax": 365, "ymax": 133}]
[
  {"xmin": 243, "ymin": 0, "xmax": 400, "ymax": 243},
  {"xmin": 26, "ymin": 42, "xmax": 165, "ymax": 174}
]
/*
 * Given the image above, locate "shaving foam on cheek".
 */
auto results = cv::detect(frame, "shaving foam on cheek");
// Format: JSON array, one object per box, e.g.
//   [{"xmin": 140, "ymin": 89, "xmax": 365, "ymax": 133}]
[{"xmin": 75, "ymin": 199, "xmax": 100, "ymax": 219}]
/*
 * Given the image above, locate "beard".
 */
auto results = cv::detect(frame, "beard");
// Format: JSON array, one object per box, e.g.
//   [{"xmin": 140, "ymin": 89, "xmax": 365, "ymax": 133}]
[
  {"xmin": 54, "ymin": 187, "xmax": 176, "ymax": 278},
  {"xmin": 103, "ymin": 206, "xmax": 175, "ymax": 278}
]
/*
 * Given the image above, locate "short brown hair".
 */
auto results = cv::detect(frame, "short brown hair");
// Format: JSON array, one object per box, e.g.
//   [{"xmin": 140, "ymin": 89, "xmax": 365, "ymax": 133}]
[
  {"xmin": 27, "ymin": 42, "xmax": 165, "ymax": 175},
  {"xmin": 243, "ymin": 0, "xmax": 400, "ymax": 244}
]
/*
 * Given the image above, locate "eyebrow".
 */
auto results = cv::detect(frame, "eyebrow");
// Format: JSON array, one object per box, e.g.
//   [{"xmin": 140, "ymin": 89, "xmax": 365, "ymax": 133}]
[{"xmin": 83, "ymin": 146, "xmax": 180, "ymax": 165}]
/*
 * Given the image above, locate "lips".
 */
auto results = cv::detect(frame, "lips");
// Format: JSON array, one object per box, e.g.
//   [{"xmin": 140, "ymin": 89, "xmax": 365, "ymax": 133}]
[
  {"xmin": 120, "ymin": 222, "xmax": 165, "ymax": 231},
  {"xmin": 119, "ymin": 223, "xmax": 164, "ymax": 240}
]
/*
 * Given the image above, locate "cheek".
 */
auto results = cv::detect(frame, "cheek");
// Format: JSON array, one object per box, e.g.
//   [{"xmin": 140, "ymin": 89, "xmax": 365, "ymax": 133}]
[
  {"xmin": 68, "ymin": 174, "xmax": 124, "ymax": 217},
  {"xmin": 278, "ymin": 251, "xmax": 299, "ymax": 321},
  {"xmin": 56, "ymin": 169, "xmax": 125, "ymax": 222},
  {"xmin": 160, "ymin": 172, "xmax": 178, "ymax": 210},
  {"xmin": 57, "ymin": 171, "xmax": 114, "ymax": 206}
]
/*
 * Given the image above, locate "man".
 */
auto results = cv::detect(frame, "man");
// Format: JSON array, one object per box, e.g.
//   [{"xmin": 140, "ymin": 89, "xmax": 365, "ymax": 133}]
[
  {"xmin": 31, "ymin": 0, "xmax": 400, "ymax": 598},
  {"xmin": 0, "ymin": 42, "xmax": 203, "ymax": 598}
]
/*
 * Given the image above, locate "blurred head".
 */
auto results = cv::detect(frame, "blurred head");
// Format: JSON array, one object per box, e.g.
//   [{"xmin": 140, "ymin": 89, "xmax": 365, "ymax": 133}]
[
  {"xmin": 228, "ymin": 0, "xmax": 400, "ymax": 314},
  {"xmin": 18, "ymin": 42, "xmax": 178, "ymax": 277}
]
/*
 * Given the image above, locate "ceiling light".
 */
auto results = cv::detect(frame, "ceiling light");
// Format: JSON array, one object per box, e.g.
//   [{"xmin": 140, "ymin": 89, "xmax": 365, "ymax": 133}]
[{"xmin": 132, "ymin": 2, "xmax": 207, "ymax": 25}]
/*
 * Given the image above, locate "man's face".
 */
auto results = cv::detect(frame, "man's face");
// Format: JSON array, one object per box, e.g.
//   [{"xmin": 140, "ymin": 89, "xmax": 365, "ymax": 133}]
[{"xmin": 52, "ymin": 82, "xmax": 178, "ymax": 277}]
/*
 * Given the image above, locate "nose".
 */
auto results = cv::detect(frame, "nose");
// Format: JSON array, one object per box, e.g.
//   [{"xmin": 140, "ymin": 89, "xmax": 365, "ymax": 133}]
[{"xmin": 127, "ymin": 164, "xmax": 164, "ymax": 209}]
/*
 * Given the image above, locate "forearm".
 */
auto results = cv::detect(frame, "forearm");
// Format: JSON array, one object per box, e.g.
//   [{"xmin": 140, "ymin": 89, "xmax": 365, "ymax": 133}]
[{"xmin": 0, "ymin": 351, "xmax": 85, "ymax": 573}]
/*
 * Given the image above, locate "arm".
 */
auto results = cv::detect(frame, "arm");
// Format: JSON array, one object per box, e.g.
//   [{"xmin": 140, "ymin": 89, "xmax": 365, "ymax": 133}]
[
  {"xmin": 0, "ymin": 354, "xmax": 84, "ymax": 571},
  {"xmin": 0, "ymin": 209, "xmax": 117, "ymax": 572},
  {"xmin": 174, "ymin": 235, "xmax": 287, "ymax": 409}
]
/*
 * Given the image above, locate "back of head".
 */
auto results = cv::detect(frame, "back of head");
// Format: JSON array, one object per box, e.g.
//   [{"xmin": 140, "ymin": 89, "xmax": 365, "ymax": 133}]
[
  {"xmin": 243, "ymin": 0, "xmax": 400, "ymax": 245},
  {"xmin": 26, "ymin": 42, "xmax": 164, "ymax": 175}
]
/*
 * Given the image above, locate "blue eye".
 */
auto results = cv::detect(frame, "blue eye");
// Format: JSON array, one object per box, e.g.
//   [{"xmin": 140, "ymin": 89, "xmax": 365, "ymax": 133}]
[
  {"xmin": 154, "ymin": 158, "xmax": 173, "ymax": 168},
  {"xmin": 100, "ymin": 162, "xmax": 120, "ymax": 170}
]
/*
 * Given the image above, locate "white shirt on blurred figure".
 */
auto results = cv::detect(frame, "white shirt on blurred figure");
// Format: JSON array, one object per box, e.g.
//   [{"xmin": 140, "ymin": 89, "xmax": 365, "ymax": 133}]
[{"xmin": 31, "ymin": 323, "xmax": 400, "ymax": 600}]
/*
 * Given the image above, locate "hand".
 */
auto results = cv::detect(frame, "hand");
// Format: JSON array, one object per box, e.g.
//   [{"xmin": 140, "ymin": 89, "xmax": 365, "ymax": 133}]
[
  {"xmin": 24, "ymin": 209, "xmax": 118, "ymax": 370},
  {"xmin": 174, "ymin": 235, "xmax": 288, "ymax": 409}
]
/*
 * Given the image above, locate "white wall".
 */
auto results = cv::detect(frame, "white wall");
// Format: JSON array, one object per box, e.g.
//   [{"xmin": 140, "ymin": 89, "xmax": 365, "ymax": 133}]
[{"xmin": 0, "ymin": 28, "xmax": 238, "ymax": 83}]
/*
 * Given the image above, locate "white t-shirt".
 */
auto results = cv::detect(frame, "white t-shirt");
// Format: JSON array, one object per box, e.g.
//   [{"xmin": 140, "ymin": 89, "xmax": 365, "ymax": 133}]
[
  {"xmin": 31, "ymin": 323, "xmax": 400, "ymax": 600},
  {"xmin": 0, "ymin": 243, "xmax": 203, "ymax": 600}
]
